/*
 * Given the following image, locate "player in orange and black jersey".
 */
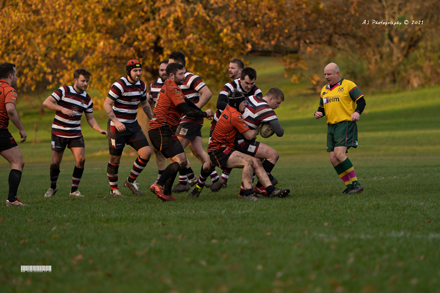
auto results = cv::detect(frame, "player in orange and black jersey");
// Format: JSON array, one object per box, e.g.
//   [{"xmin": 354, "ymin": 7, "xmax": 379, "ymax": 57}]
[
  {"xmin": 0, "ymin": 63, "xmax": 27, "ymax": 206},
  {"xmin": 188, "ymin": 95, "xmax": 290, "ymax": 200},
  {"xmin": 148, "ymin": 58, "xmax": 168, "ymax": 182},
  {"xmin": 148, "ymin": 62, "xmax": 213, "ymax": 202}
]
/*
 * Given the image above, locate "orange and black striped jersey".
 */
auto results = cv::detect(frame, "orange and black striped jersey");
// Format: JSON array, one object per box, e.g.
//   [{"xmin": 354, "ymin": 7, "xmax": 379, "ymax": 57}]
[
  {"xmin": 0, "ymin": 79, "xmax": 18, "ymax": 129},
  {"xmin": 208, "ymin": 104, "xmax": 249, "ymax": 152},
  {"xmin": 149, "ymin": 79, "xmax": 186, "ymax": 131}
]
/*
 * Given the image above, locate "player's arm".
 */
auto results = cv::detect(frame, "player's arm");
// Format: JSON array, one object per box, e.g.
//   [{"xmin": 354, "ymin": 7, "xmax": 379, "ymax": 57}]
[
  {"xmin": 242, "ymin": 128, "xmax": 259, "ymax": 140},
  {"xmin": 196, "ymin": 86, "xmax": 212, "ymax": 109},
  {"xmin": 140, "ymin": 100, "xmax": 153, "ymax": 120},
  {"xmin": 351, "ymin": 97, "xmax": 366, "ymax": 121},
  {"xmin": 85, "ymin": 112, "xmax": 107, "ymax": 136},
  {"xmin": 314, "ymin": 98, "xmax": 325, "ymax": 119},
  {"xmin": 42, "ymin": 95, "xmax": 74, "ymax": 117},
  {"xmin": 233, "ymin": 112, "xmax": 257, "ymax": 140},
  {"xmin": 176, "ymin": 103, "xmax": 213, "ymax": 119},
  {"xmin": 103, "ymin": 97, "xmax": 126, "ymax": 132},
  {"xmin": 216, "ymin": 85, "xmax": 232, "ymax": 111},
  {"xmin": 5, "ymin": 103, "xmax": 27, "ymax": 143},
  {"xmin": 268, "ymin": 119, "xmax": 284, "ymax": 137}
]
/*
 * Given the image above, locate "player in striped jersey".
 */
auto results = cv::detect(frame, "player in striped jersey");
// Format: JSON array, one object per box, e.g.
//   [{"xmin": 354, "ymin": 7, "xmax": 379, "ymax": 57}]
[
  {"xmin": 42, "ymin": 69, "xmax": 107, "ymax": 198},
  {"xmin": 148, "ymin": 59, "xmax": 168, "ymax": 182},
  {"xmin": 167, "ymin": 51, "xmax": 220, "ymax": 193},
  {"xmin": 103, "ymin": 60, "xmax": 154, "ymax": 197},
  {"xmin": 1, "ymin": 63, "xmax": 27, "ymax": 206},
  {"xmin": 210, "ymin": 67, "xmax": 263, "ymax": 191},
  {"xmin": 188, "ymin": 95, "xmax": 290, "ymax": 200},
  {"xmin": 236, "ymin": 87, "xmax": 285, "ymax": 196},
  {"xmin": 314, "ymin": 63, "xmax": 366, "ymax": 194}
]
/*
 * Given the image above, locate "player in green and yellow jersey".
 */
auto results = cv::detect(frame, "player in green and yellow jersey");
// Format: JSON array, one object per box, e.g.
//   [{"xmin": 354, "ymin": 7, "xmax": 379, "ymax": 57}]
[{"xmin": 314, "ymin": 63, "xmax": 366, "ymax": 194}]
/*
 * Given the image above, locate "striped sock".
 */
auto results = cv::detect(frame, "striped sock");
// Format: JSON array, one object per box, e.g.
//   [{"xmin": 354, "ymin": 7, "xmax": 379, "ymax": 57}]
[
  {"xmin": 128, "ymin": 157, "xmax": 149, "ymax": 183},
  {"xmin": 197, "ymin": 167, "xmax": 211, "ymax": 187},
  {"xmin": 341, "ymin": 158, "xmax": 359, "ymax": 185},
  {"xmin": 210, "ymin": 170, "xmax": 219, "ymax": 183},
  {"xmin": 221, "ymin": 169, "xmax": 231, "ymax": 183},
  {"xmin": 335, "ymin": 159, "xmax": 353, "ymax": 189},
  {"xmin": 71, "ymin": 166, "xmax": 84, "ymax": 193},
  {"xmin": 186, "ymin": 167, "xmax": 195, "ymax": 180},
  {"xmin": 107, "ymin": 163, "xmax": 119, "ymax": 191}
]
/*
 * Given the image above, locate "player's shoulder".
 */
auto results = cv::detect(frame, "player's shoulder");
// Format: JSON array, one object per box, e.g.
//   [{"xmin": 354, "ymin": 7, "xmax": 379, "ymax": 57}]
[
  {"xmin": 0, "ymin": 81, "xmax": 15, "ymax": 92},
  {"xmin": 341, "ymin": 78, "xmax": 357, "ymax": 88}
]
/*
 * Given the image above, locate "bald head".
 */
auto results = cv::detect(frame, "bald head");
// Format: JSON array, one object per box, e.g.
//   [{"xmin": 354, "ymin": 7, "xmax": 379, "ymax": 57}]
[{"xmin": 324, "ymin": 62, "xmax": 340, "ymax": 86}]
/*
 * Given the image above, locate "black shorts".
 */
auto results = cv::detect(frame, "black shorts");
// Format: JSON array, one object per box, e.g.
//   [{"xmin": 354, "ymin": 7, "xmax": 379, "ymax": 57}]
[
  {"xmin": 149, "ymin": 126, "xmax": 184, "ymax": 159},
  {"xmin": 209, "ymin": 147, "xmax": 234, "ymax": 169},
  {"xmin": 108, "ymin": 120, "xmax": 149, "ymax": 156},
  {"xmin": 51, "ymin": 134, "xmax": 85, "ymax": 152},
  {"xmin": 176, "ymin": 122, "xmax": 202, "ymax": 140},
  {"xmin": 0, "ymin": 129, "xmax": 18, "ymax": 152},
  {"xmin": 234, "ymin": 135, "xmax": 260, "ymax": 157}
]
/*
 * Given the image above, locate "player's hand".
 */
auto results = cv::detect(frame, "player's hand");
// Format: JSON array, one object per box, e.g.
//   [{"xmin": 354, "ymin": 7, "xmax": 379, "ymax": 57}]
[
  {"xmin": 314, "ymin": 111, "xmax": 323, "ymax": 119},
  {"xmin": 114, "ymin": 121, "xmax": 126, "ymax": 132},
  {"xmin": 99, "ymin": 129, "xmax": 108, "ymax": 137},
  {"xmin": 205, "ymin": 109, "xmax": 213, "ymax": 119},
  {"xmin": 19, "ymin": 129, "xmax": 27, "ymax": 143},
  {"xmin": 61, "ymin": 108, "xmax": 75, "ymax": 117},
  {"xmin": 351, "ymin": 112, "xmax": 360, "ymax": 121}
]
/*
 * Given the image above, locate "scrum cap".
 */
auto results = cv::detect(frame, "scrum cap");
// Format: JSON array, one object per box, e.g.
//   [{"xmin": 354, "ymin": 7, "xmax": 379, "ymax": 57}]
[
  {"xmin": 228, "ymin": 91, "xmax": 246, "ymax": 110},
  {"xmin": 126, "ymin": 60, "xmax": 142, "ymax": 75}
]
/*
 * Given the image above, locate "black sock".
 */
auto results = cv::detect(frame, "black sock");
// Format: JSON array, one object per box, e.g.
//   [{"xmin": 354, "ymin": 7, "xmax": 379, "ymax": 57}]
[
  {"xmin": 157, "ymin": 162, "xmax": 180, "ymax": 186},
  {"xmin": 8, "ymin": 169, "xmax": 22, "ymax": 202},
  {"xmin": 50, "ymin": 164, "xmax": 60, "ymax": 189},
  {"xmin": 186, "ymin": 167, "xmax": 195, "ymax": 180},
  {"xmin": 243, "ymin": 188, "xmax": 253, "ymax": 196},
  {"xmin": 164, "ymin": 171, "xmax": 179, "ymax": 195},
  {"xmin": 266, "ymin": 185, "xmax": 275, "ymax": 194},
  {"xmin": 257, "ymin": 160, "xmax": 276, "ymax": 187}
]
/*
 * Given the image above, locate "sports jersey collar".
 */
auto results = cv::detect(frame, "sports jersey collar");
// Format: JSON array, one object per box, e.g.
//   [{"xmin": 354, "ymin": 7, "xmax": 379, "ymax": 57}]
[
  {"xmin": 125, "ymin": 76, "xmax": 141, "ymax": 85},
  {"xmin": 0, "ymin": 79, "xmax": 10, "ymax": 86},
  {"xmin": 326, "ymin": 78, "xmax": 344, "ymax": 91}
]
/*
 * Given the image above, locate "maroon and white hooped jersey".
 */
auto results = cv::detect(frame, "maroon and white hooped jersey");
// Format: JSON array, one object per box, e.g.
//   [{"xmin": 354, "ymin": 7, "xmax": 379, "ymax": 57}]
[
  {"xmin": 50, "ymin": 86, "xmax": 93, "ymax": 138},
  {"xmin": 107, "ymin": 77, "xmax": 147, "ymax": 124},
  {"xmin": 242, "ymin": 95, "xmax": 278, "ymax": 130}
]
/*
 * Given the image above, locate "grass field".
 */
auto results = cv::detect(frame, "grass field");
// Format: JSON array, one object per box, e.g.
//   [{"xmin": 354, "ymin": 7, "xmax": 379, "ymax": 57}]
[{"xmin": 1, "ymin": 57, "xmax": 440, "ymax": 292}]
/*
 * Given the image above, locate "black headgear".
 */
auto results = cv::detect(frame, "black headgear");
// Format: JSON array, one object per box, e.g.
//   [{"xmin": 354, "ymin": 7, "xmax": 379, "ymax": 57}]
[
  {"xmin": 228, "ymin": 91, "xmax": 246, "ymax": 110},
  {"xmin": 126, "ymin": 59, "xmax": 142, "ymax": 76}
]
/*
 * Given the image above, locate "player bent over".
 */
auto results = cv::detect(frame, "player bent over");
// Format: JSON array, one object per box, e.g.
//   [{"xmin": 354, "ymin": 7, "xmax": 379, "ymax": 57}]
[
  {"xmin": 103, "ymin": 60, "xmax": 154, "ymax": 197},
  {"xmin": 235, "ymin": 87, "xmax": 285, "ymax": 196},
  {"xmin": 189, "ymin": 97, "xmax": 290, "ymax": 200},
  {"xmin": 42, "ymin": 68, "xmax": 107, "ymax": 197},
  {"xmin": 149, "ymin": 62, "xmax": 213, "ymax": 201}
]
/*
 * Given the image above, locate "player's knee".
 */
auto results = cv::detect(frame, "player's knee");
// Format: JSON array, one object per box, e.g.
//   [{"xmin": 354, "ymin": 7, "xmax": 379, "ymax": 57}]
[
  {"xmin": 109, "ymin": 155, "xmax": 120, "ymax": 165},
  {"xmin": 77, "ymin": 157, "xmax": 86, "ymax": 168},
  {"xmin": 179, "ymin": 160, "xmax": 187, "ymax": 170},
  {"xmin": 50, "ymin": 163, "xmax": 60, "ymax": 170}
]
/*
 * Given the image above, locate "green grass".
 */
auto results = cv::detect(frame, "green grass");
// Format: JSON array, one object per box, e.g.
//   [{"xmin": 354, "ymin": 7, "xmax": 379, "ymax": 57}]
[{"xmin": 1, "ymin": 57, "xmax": 440, "ymax": 292}]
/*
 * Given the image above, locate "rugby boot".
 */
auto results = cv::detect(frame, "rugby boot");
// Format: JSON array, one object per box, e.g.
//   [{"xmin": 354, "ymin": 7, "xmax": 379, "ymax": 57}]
[
  {"xmin": 242, "ymin": 194, "xmax": 260, "ymax": 201},
  {"xmin": 348, "ymin": 183, "xmax": 363, "ymax": 194},
  {"xmin": 267, "ymin": 188, "xmax": 290, "ymax": 198},
  {"xmin": 253, "ymin": 186, "xmax": 268, "ymax": 196},
  {"xmin": 124, "ymin": 179, "xmax": 143, "ymax": 195},
  {"xmin": 187, "ymin": 177, "xmax": 198, "ymax": 186},
  {"xmin": 6, "ymin": 199, "xmax": 27, "ymax": 206},
  {"xmin": 171, "ymin": 182, "xmax": 190, "ymax": 193},
  {"xmin": 110, "ymin": 189, "xmax": 126, "ymax": 197},
  {"xmin": 44, "ymin": 187, "xmax": 58, "ymax": 198},
  {"xmin": 189, "ymin": 184, "xmax": 203, "ymax": 198},
  {"xmin": 210, "ymin": 178, "xmax": 225, "ymax": 192}
]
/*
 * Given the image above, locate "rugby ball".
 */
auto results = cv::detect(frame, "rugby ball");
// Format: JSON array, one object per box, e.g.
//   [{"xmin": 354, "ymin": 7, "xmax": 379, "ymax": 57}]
[{"xmin": 259, "ymin": 122, "xmax": 275, "ymax": 138}]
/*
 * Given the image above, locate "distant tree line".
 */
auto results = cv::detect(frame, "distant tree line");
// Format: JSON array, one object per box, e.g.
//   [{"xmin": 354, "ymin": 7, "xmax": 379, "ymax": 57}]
[{"xmin": 1, "ymin": 0, "xmax": 438, "ymax": 101}]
